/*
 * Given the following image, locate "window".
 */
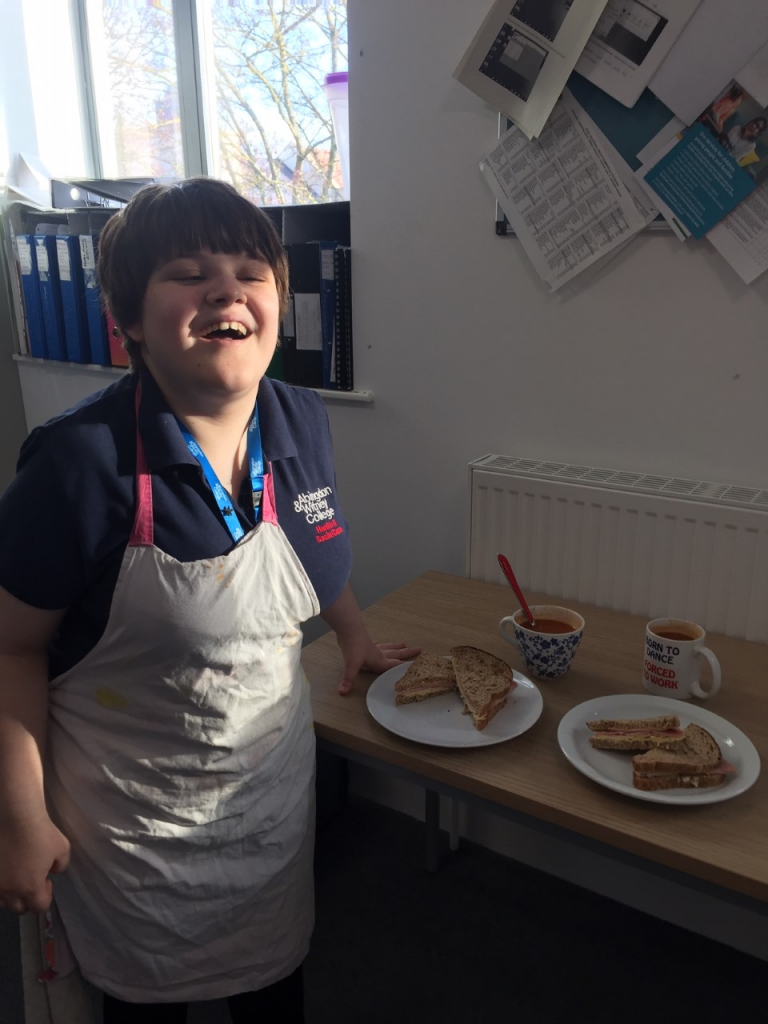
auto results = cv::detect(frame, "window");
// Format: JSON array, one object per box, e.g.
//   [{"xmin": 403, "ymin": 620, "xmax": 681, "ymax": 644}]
[
  {"xmin": 17, "ymin": 0, "xmax": 89, "ymax": 179},
  {"xmin": 203, "ymin": 1, "xmax": 348, "ymax": 204},
  {"xmin": 12, "ymin": 0, "xmax": 348, "ymax": 204},
  {"xmin": 85, "ymin": 0, "xmax": 184, "ymax": 179}
]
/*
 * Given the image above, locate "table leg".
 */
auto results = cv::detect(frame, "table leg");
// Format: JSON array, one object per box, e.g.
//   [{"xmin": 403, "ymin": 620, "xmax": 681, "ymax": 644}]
[
  {"xmin": 449, "ymin": 797, "xmax": 461, "ymax": 851},
  {"xmin": 425, "ymin": 789, "xmax": 440, "ymax": 873}
]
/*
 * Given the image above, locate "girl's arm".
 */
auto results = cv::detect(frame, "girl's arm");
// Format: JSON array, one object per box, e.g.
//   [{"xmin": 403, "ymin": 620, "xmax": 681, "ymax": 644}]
[
  {"xmin": 320, "ymin": 583, "xmax": 420, "ymax": 695},
  {"xmin": 0, "ymin": 588, "xmax": 71, "ymax": 914}
]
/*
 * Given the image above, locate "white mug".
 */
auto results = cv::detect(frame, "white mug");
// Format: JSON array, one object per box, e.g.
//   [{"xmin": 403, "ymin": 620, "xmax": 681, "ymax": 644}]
[{"xmin": 643, "ymin": 618, "xmax": 721, "ymax": 700}]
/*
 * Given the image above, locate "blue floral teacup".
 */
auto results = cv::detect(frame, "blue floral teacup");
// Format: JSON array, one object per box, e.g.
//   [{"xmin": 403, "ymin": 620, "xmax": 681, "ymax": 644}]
[{"xmin": 499, "ymin": 605, "xmax": 584, "ymax": 680}]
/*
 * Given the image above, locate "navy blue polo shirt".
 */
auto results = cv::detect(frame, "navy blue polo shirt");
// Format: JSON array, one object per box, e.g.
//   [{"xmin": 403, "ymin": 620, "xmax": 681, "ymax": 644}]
[{"xmin": 0, "ymin": 369, "xmax": 351, "ymax": 679}]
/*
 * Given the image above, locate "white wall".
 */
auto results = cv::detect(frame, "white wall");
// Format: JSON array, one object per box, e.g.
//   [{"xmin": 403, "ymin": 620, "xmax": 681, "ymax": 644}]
[{"xmin": 329, "ymin": 0, "xmax": 768, "ymax": 617}]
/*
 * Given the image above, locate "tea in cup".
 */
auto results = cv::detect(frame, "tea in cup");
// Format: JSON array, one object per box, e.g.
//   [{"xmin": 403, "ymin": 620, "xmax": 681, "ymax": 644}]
[
  {"xmin": 499, "ymin": 605, "xmax": 584, "ymax": 679},
  {"xmin": 643, "ymin": 618, "xmax": 721, "ymax": 700}
]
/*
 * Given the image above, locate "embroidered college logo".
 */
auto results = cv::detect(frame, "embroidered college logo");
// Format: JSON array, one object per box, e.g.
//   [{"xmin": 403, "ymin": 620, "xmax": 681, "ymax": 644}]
[{"xmin": 294, "ymin": 486, "xmax": 344, "ymax": 543}]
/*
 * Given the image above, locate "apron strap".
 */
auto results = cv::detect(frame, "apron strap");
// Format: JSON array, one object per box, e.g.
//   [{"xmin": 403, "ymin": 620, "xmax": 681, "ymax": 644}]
[
  {"xmin": 261, "ymin": 464, "xmax": 278, "ymax": 526},
  {"xmin": 128, "ymin": 383, "xmax": 278, "ymax": 543},
  {"xmin": 129, "ymin": 382, "xmax": 154, "ymax": 548}
]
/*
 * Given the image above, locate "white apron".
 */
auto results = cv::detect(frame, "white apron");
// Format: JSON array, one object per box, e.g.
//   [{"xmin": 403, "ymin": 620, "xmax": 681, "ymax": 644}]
[{"xmin": 38, "ymin": 408, "xmax": 321, "ymax": 1004}]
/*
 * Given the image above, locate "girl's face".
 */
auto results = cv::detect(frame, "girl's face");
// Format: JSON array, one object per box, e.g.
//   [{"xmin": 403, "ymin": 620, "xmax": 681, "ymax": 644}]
[{"xmin": 126, "ymin": 250, "xmax": 280, "ymax": 406}]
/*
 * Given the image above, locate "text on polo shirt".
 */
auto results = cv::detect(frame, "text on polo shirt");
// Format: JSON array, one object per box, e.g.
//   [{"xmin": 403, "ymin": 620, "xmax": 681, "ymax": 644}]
[{"xmin": 294, "ymin": 486, "xmax": 335, "ymax": 523}]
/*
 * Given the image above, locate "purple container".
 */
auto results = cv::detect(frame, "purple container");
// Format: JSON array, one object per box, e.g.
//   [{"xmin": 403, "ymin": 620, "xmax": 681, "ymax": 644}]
[{"xmin": 323, "ymin": 72, "xmax": 350, "ymax": 198}]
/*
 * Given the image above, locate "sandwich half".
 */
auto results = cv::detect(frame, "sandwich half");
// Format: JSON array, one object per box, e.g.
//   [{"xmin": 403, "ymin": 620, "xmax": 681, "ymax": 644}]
[
  {"xmin": 587, "ymin": 715, "xmax": 685, "ymax": 751},
  {"xmin": 450, "ymin": 646, "xmax": 515, "ymax": 731},
  {"xmin": 632, "ymin": 724, "xmax": 734, "ymax": 791},
  {"xmin": 394, "ymin": 653, "xmax": 457, "ymax": 706}
]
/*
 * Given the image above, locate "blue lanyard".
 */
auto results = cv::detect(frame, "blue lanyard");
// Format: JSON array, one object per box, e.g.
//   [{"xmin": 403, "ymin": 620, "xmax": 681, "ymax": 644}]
[{"xmin": 176, "ymin": 406, "xmax": 264, "ymax": 543}]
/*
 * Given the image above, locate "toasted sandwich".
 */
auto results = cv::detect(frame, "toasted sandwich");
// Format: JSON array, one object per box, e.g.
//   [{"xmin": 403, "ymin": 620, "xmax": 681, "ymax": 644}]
[
  {"xmin": 450, "ymin": 646, "xmax": 515, "ymax": 731},
  {"xmin": 394, "ymin": 653, "xmax": 457, "ymax": 706},
  {"xmin": 632, "ymin": 724, "xmax": 734, "ymax": 791},
  {"xmin": 587, "ymin": 715, "xmax": 685, "ymax": 751}
]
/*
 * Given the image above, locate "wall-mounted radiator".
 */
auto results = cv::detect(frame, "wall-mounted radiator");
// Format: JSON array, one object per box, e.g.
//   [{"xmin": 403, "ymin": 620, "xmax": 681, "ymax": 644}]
[{"xmin": 467, "ymin": 455, "xmax": 768, "ymax": 643}]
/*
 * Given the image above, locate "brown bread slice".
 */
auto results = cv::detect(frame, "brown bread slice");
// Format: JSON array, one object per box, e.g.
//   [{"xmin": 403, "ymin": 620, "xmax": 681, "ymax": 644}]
[
  {"xmin": 394, "ymin": 653, "xmax": 457, "ymax": 706},
  {"xmin": 632, "ymin": 770, "xmax": 726, "ymax": 792},
  {"xmin": 632, "ymin": 724, "xmax": 726, "ymax": 791},
  {"xmin": 587, "ymin": 715, "xmax": 679, "ymax": 732},
  {"xmin": 632, "ymin": 723, "xmax": 721, "ymax": 772},
  {"xmin": 589, "ymin": 732, "xmax": 686, "ymax": 752},
  {"xmin": 449, "ymin": 646, "xmax": 515, "ymax": 731},
  {"xmin": 588, "ymin": 714, "xmax": 685, "ymax": 751}
]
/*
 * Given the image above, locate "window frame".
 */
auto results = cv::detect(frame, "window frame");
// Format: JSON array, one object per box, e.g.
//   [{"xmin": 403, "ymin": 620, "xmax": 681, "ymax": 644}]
[
  {"xmin": 171, "ymin": 0, "xmax": 212, "ymax": 178},
  {"xmin": 69, "ymin": 0, "xmax": 346, "ymax": 195},
  {"xmin": 71, "ymin": 0, "xmax": 202, "ymax": 179}
]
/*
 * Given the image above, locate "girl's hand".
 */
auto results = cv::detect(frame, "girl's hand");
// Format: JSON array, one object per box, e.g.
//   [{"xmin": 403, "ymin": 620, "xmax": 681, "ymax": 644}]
[
  {"xmin": 319, "ymin": 584, "xmax": 420, "ymax": 695},
  {"xmin": 337, "ymin": 639, "xmax": 421, "ymax": 695},
  {"xmin": 0, "ymin": 815, "xmax": 70, "ymax": 915}
]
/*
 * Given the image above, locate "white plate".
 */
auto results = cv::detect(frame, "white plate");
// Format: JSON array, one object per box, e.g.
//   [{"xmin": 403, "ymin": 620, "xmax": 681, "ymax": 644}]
[
  {"xmin": 558, "ymin": 694, "xmax": 761, "ymax": 805},
  {"xmin": 366, "ymin": 661, "xmax": 543, "ymax": 748}
]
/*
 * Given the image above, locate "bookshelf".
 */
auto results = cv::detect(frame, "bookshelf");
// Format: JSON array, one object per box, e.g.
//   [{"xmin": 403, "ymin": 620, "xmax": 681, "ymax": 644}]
[{"xmin": 4, "ymin": 192, "xmax": 368, "ymax": 432}]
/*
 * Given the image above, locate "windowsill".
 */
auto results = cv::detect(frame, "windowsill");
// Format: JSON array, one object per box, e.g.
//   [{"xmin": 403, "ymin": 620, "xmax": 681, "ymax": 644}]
[{"xmin": 12, "ymin": 354, "xmax": 373, "ymax": 403}]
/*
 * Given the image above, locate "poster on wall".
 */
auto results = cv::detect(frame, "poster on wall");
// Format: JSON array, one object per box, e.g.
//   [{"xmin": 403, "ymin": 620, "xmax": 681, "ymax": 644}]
[
  {"xmin": 480, "ymin": 90, "xmax": 650, "ymax": 289},
  {"xmin": 454, "ymin": 0, "xmax": 611, "ymax": 139},
  {"xmin": 641, "ymin": 81, "xmax": 768, "ymax": 238}
]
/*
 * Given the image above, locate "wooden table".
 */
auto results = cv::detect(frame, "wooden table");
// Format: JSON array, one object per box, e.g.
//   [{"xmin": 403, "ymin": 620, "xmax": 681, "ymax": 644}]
[{"xmin": 303, "ymin": 571, "xmax": 768, "ymax": 906}]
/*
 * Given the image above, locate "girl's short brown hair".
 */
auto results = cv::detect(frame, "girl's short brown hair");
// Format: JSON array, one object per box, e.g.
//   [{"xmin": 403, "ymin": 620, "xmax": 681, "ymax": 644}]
[{"xmin": 97, "ymin": 177, "xmax": 289, "ymax": 369}]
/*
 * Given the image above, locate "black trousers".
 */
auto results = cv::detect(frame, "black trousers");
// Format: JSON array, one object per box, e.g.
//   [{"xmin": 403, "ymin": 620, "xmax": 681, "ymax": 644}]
[{"xmin": 101, "ymin": 965, "xmax": 304, "ymax": 1023}]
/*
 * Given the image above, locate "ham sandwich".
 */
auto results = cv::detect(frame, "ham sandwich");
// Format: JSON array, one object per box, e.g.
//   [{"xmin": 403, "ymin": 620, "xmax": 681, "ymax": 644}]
[
  {"xmin": 587, "ymin": 715, "xmax": 686, "ymax": 752},
  {"xmin": 449, "ymin": 646, "xmax": 516, "ymax": 731},
  {"xmin": 632, "ymin": 724, "xmax": 735, "ymax": 791},
  {"xmin": 394, "ymin": 647, "xmax": 516, "ymax": 732},
  {"xmin": 394, "ymin": 653, "xmax": 457, "ymax": 706}
]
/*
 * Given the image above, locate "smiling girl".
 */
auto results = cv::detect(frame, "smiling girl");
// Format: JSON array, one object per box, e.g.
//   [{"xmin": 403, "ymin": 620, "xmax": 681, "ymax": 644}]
[{"xmin": 0, "ymin": 178, "xmax": 418, "ymax": 1022}]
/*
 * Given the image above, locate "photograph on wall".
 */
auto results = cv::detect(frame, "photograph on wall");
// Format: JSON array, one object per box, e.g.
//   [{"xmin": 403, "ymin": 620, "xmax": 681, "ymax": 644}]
[
  {"xmin": 696, "ymin": 81, "xmax": 768, "ymax": 184},
  {"xmin": 454, "ymin": 0, "xmax": 611, "ymax": 139},
  {"xmin": 510, "ymin": 0, "xmax": 576, "ymax": 44},
  {"xmin": 480, "ymin": 24, "xmax": 548, "ymax": 102},
  {"xmin": 574, "ymin": 0, "xmax": 701, "ymax": 108},
  {"xmin": 592, "ymin": 1, "xmax": 666, "ymax": 64}
]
